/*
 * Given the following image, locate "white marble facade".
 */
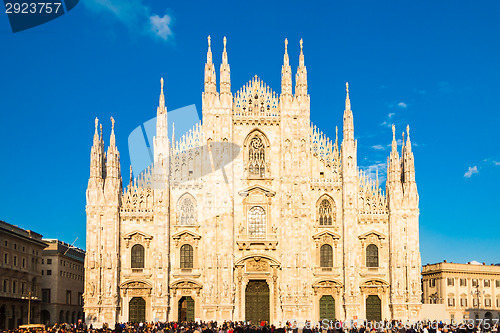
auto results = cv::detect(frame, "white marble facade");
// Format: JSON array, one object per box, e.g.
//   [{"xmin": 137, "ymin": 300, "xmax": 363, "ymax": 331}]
[{"xmin": 84, "ymin": 37, "xmax": 422, "ymax": 326}]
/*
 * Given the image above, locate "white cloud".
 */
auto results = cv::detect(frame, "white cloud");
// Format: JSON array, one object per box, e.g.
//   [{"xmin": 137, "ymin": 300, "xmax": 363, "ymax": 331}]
[
  {"xmin": 464, "ymin": 166, "xmax": 479, "ymax": 178},
  {"xmin": 388, "ymin": 112, "xmax": 395, "ymax": 118},
  {"xmin": 492, "ymin": 161, "xmax": 500, "ymax": 166},
  {"xmin": 361, "ymin": 162, "xmax": 387, "ymax": 183},
  {"xmin": 372, "ymin": 145, "xmax": 385, "ymax": 150},
  {"xmin": 398, "ymin": 102, "xmax": 408, "ymax": 109},
  {"xmin": 149, "ymin": 14, "xmax": 173, "ymax": 40},
  {"xmin": 84, "ymin": 0, "xmax": 174, "ymax": 42},
  {"xmin": 438, "ymin": 81, "xmax": 452, "ymax": 93}
]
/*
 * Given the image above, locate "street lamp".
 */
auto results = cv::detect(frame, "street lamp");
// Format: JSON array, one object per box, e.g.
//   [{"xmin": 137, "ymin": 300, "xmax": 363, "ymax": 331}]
[
  {"xmin": 21, "ymin": 291, "xmax": 38, "ymax": 324},
  {"xmin": 470, "ymin": 284, "xmax": 485, "ymax": 320}
]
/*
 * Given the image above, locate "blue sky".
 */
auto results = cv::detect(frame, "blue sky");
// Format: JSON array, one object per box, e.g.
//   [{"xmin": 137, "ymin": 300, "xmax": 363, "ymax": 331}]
[{"xmin": 0, "ymin": 0, "xmax": 498, "ymax": 265}]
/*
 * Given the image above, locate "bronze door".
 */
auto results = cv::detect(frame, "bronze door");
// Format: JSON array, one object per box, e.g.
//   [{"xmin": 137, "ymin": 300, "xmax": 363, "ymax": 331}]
[
  {"xmin": 365, "ymin": 295, "xmax": 382, "ymax": 322},
  {"xmin": 129, "ymin": 297, "xmax": 146, "ymax": 323},
  {"xmin": 245, "ymin": 280, "xmax": 270, "ymax": 324},
  {"xmin": 319, "ymin": 295, "xmax": 335, "ymax": 321},
  {"xmin": 178, "ymin": 296, "xmax": 195, "ymax": 322}
]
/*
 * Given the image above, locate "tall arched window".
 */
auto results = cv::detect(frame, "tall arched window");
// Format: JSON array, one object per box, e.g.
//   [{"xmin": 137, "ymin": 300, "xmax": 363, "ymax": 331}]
[
  {"xmin": 248, "ymin": 136, "xmax": 265, "ymax": 178},
  {"xmin": 366, "ymin": 244, "xmax": 379, "ymax": 267},
  {"xmin": 320, "ymin": 244, "xmax": 333, "ymax": 267},
  {"xmin": 131, "ymin": 244, "xmax": 145, "ymax": 268},
  {"xmin": 180, "ymin": 244, "xmax": 193, "ymax": 269},
  {"xmin": 318, "ymin": 199, "xmax": 334, "ymax": 226},
  {"xmin": 248, "ymin": 206, "xmax": 266, "ymax": 238},
  {"xmin": 179, "ymin": 195, "xmax": 196, "ymax": 225}
]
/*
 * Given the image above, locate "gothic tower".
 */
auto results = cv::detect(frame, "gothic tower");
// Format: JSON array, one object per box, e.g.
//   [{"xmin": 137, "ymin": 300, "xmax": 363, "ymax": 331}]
[
  {"xmin": 84, "ymin": 118, "xmax": 122, "ymax": 325},
  {"xmin": 341, "ymin": 83, "xmax": 360, "ymax": 319}
]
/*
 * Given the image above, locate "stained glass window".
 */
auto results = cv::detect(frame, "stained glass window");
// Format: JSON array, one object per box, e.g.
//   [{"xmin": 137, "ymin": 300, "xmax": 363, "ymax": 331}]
[
  {"xmin": 179, "ymin": 196, "xmax": 196, "ymax": 225},
  {"xmin": 131, "ymin": 244, "xmax": 144, "ymax": 268},
  {"xmin": 318, "ymin": 199, "xmax": 334, "ymax": 226},
  {"xmin": 366, "ymin": 244, "xmax": 379, "ymax": 267},
  {"xmin": 249, "ymin": 136, "xmax": 265, "ymax": 178},
  {"xmin": 320, "ymin": 244, "xmax": 333, "ymax": 267},
  {"xmin": 248, "ymin": 206, "xmax": 266, "ymax": 238},
  {"xmin": 180, "ymin": 244, "xmax": 193, "ymax": 268}
]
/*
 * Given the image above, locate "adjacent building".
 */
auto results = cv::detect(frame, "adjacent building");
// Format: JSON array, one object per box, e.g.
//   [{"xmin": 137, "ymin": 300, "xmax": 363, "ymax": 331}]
[
  {"xmin": 0, "ymin": 221, "xmax": 47, "ymax": 330},
  {"xmin": 422, "ymin": 261, "xmax": 500, "ymax": 321},
  {"xmin": 40, "ymin": 239, "xmax": 85, "ymax": 325},
  {"xmin": 84, "ymin": 37, "xmax": 422, "ymax": 326}
]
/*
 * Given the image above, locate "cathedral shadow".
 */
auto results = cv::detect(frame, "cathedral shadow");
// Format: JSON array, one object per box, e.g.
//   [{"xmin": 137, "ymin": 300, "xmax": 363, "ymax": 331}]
[{"xmin": 134, "ymin": 141, "xmax": 241, "ymax": 190}]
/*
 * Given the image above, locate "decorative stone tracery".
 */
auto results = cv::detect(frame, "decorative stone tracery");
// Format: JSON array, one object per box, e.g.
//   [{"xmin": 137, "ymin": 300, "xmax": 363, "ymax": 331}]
[
  {"xmin": 312, "ymin": 280, "xmax": 343, "ymax": 296},
  {"xmin": 123, "ymin": 231, "xmax": 153, "ymax": 248},
  {"xmin": 120, "ymin": 281, "xmax": 152, "ymax": 297}
]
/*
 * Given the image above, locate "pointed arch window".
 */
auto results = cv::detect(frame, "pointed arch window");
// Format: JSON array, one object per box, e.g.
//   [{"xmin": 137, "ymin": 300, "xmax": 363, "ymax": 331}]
[
  {"xmin": 318, "ymin": 198, "xmax": 334, "ymax": 226},
  {"xmin": 366, "ymin": 244, "xmax": 379, "ymax": 268},
  {"xmin": 179, "ymin": 195, "xmax": 196, "ymax": 226},
  {"xmin": 248, "ymin": 136, "xmax": 265, "ymax": 178},
  {"xmin": 131, "ymin": 244, "xmax": 145, "ymax": 268},
  {"xmin": 248, "ymin": 206, "xmax": 266, "ymax": 238},
  {"xmin": 180, "ymin": 244, "xmax": 193, "ymax": 269},
  {"xmin": 320, "ymin": 244, "xmax": 333, "ymax": 267}
]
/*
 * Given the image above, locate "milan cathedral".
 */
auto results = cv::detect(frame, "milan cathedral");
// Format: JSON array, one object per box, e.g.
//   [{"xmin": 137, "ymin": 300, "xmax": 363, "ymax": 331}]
[{"xmin": 84, "ymin": 37, "xmax": 422, "ymax": 326}]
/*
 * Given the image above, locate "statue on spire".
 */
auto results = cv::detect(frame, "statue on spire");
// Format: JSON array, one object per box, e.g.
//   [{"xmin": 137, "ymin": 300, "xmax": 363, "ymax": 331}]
[{"xmin": 111, "ymin": 116, "xmax": 115, "ymax": 132}]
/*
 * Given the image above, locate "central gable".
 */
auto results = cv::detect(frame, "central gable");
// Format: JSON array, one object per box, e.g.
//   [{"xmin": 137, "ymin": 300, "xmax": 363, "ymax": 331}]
[{"xmin": 233, "ymin": 76, "xmax": 279, "ymax": 117}]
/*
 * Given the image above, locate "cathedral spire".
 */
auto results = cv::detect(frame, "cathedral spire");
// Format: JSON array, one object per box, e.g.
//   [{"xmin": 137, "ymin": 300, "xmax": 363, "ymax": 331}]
[
  {"xmin": 105, "ymin": 117, "xmax": 121, "ymax": 183},
  {"xmin": 110, "ymin": 116, "xmax": 116, "ymax": 147},
  {"xmin": 220, "ymin": 36, "xmax": 232, "ymax": 101},
  {"xmin": 154, "ymin": 77, "xmax": 169, "ymax": 164},
  {"xmin": 387, "ymin": 124, "xmax": 401, "ymax": 185},
  {"xmin": 299, "ymin": 38, "xmax": 305, "ymax": 67},
  {"xmin": 204, "ymin": 35, "xmax": 217, "ymax": 96},
  {"xmin": 89, "ymin": 118, "xmax": 104, "ymax": 179},
  {"xmin": 280, "ymin": 38, "xmax": 292, "ymax": 97},
  {"xmin": 343, "ymin": 82, "xmax": 354, "ymax": 142},
  {"xmin": 104, "ymin": 117, "xmax": 122, "ymax": 201},
  {"xmin": 93, "ymin": 117, "xmax": 99, "ymax": 145},
  {"xmin": 207, "ymin": 35, "xmax": 212, "ymax": 64},
  {"xmin": 403, "ymin": 125, "xmax": 416, "ymax": 183},
  {"xmin": 157, "ymin": 77, "xmax": 167, "ymax": 115},
  {"xmin": 295, "ymin": 38, "xmax": 308, "ymax": 98}
]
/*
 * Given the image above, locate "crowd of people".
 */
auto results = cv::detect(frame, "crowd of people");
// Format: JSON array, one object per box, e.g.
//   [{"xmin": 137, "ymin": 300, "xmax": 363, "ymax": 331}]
[{"xmin": 4, "ymin": 320, "xmax": 499, "ymax": 333}]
